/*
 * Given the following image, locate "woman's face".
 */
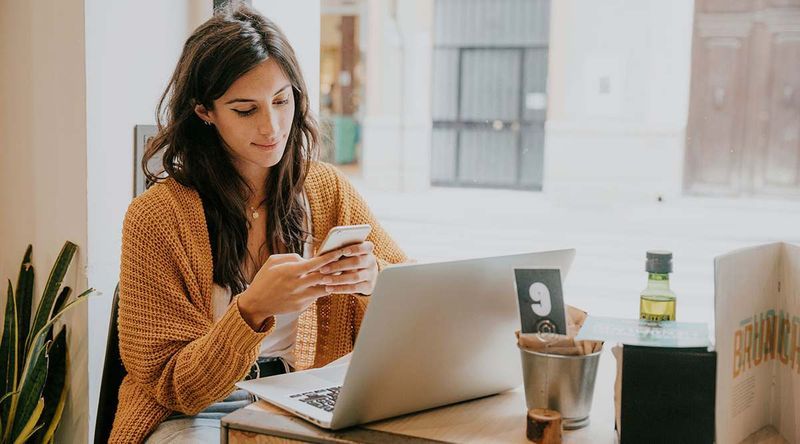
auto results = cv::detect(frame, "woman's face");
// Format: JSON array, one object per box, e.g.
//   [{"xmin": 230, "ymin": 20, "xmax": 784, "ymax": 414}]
[{"xmin": 195, "ymin": 58, "xmax": 295, "ymax": 173}]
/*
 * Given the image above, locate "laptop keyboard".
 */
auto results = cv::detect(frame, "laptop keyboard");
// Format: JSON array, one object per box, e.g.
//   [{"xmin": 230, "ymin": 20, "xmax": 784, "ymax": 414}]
[{"xmin": 290, "ymin": 386, "xmax": 341, "ymax": 412}]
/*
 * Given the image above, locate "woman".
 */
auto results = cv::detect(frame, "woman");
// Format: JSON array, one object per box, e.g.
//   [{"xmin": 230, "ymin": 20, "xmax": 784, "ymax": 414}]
[{"xmin": 111, "ymin": 4, "xmax": 406, "ymax": 442}]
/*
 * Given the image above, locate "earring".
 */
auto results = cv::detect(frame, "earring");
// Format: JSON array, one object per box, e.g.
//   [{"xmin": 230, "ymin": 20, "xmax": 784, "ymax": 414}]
[{"xmin": 204, "ymin": 120, "xmax": 212, "ymax": 126}]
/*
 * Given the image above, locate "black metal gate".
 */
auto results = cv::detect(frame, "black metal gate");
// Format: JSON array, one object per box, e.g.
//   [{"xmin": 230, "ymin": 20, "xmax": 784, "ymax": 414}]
[{"xmin": 431, "ymin": 0, "xmax": 550, "ymax": 190}]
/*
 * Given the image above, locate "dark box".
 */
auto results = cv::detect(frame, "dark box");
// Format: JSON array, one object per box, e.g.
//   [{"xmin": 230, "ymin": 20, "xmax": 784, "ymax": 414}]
[{"xmin": 619, "ymin": 345, "xmax": 716, "ymax": 444}]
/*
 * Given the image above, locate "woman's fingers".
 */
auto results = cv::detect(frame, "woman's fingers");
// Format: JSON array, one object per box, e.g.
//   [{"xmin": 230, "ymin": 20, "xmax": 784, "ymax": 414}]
[
  {"xmin": 294, "ymin": 248, "xmax": 347, "ymax": 273},
  {"xmin": 320, "ymin": 254, "xmax": 375, "ymax": 274},
  {"xmin": 286, "ymin": 241, "xmax": 375, "ymax": 275},
  {"xmin": 320, "ymin": 269, "xmax": 370, "ymax": 286},
  {"xmin": 298, "ymin": 268, "xmax": 372, "ymax": 291},
  {"xmin": 298, "ymin": 271, "xmax": 330, "ymax": 289},
  {"xmin": 266, "ymin": 253, "xmax": 303, "ymax": 266},
  {"xmin": 341, "ymin": 241, "xmax": 374, "ymax": 257},
  {"xmin": 318, "ymin": 245, "xmax": 378, "ymax": 295}
]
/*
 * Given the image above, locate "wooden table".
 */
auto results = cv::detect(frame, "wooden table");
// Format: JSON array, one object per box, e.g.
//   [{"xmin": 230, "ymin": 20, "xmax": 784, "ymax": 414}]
[
  {"xmin": 220, "ymin": 349, "xmax": 786, "ymax": 443},
  {"xmin": 221, "ymin": 352, "xmax": 619, "ymax": 443},
  {"xmin": 220, "ymin": 385, "xmax": 614, "ymax": 443}
]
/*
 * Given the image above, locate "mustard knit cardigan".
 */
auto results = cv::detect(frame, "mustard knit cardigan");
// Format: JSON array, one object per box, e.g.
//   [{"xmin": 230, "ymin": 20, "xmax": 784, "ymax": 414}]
[{"xmin": 110, "ymin": 162, "xmax": 407, "ymax": 442}]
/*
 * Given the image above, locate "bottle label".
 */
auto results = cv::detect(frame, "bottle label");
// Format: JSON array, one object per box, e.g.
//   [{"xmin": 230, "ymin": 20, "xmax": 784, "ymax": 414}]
[{"xmin": 640, "ymin": 313, "xmax": 674, "ymax": 321}]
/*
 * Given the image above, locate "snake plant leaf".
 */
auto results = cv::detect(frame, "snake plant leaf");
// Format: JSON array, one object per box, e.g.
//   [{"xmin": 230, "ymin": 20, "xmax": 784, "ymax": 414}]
[
  {"xmin": 9, "ymin": 335, "xmax": 48, "ymax": 442},
  {"xmin": 43, "ymin": 288, "xmax": 69, "ymax": 345},
  {"xmin": 55, "ymin": 288, "xmax": 92, "ymax": 321},
  {"xmin": 0, "ymin": 391, "xmax": 18, "ymax": 407},
  {"xmin": 51, "ymin": 287, "xmax": 71, "ymax": 327},
  {"xmin": 0, "ymin": 390, "xmax": 20, "ymax": 442},
  {"xmin": 12, "ymin": 397, "xmax": 43, "ymax": 444},
  {"xmin": 15, "ymin": 245, "xmax": 33, "ymax": 374},
  {"xmin": 1, "ymin": 280, "xmax": 18, "ymax": 434},
  {"xmin": 1, "ymin": 242, "xmax": 93, "ymax": 444},
  {"xmin": 0, "ymin": 389, "xmax": 19, "ymax": 438},
  {"xmin": 27, "ymin": 241, "xmax": 77, "ymax": 353},
  {"xmin": 19, "ymin": 288, "xmax": 95, "ymax": 394},
  {"xmin": 24, "ymin": 290, "xmax": 93, "ymax": 374},
  {"xmin": 31, "ymin": 326, "xmax": 67, "ymax": 444}
]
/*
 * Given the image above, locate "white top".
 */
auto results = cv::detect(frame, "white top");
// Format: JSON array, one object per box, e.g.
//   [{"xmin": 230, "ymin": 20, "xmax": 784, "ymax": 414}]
[{"xmin": 211, "ymin": 192, "xmax": 313, "ymax": 369}]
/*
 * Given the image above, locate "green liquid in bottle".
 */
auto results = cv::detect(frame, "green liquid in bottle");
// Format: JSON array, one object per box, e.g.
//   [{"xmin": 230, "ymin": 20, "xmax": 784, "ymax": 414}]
[
  {"xmin": 639, "ymin": 266, "xmax": 677, "ymax": 321},
  {"xmin": 640, "ymin": 295, "xmax": 676, "ymax": 321}
]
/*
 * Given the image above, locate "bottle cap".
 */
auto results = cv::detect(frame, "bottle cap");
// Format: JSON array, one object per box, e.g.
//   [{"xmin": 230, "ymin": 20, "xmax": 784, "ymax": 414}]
[{"xmin": 646, "ymin": 250, "xmax": 673, "ymax": 274}]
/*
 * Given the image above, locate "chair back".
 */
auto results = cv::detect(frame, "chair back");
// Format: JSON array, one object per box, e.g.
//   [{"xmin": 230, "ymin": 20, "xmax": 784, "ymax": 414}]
[{"xmin": 94, "ymin": 285, "xmax": 126, "ymax": 444}]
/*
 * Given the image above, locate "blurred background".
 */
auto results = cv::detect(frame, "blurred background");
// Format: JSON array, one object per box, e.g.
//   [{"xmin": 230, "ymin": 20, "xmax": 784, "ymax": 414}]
[
  {"xmin": 314, "ymin": 0, "xmax": 800, "ymax": 325},
  {"xmin": 1, "ymin": 0, "xmax": 799, "ymax": 441}
]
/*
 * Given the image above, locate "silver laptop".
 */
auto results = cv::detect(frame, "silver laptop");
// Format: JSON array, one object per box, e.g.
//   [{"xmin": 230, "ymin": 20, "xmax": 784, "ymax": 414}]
[{"xmin": 237, "ymin": 249, "xmax": 576, "ymax": 430}]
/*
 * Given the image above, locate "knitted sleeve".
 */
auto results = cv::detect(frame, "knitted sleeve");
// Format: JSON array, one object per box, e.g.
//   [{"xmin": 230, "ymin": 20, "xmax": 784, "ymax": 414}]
[{"xmin": 118, "ymin": 190, "xmax": 275, "ymax": 415}]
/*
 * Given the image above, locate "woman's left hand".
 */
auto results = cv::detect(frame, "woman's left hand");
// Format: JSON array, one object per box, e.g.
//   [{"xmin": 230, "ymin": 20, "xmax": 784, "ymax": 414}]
[{"xmin": 317, "ymin": 241, "xmax": 378, "ymax": 295}]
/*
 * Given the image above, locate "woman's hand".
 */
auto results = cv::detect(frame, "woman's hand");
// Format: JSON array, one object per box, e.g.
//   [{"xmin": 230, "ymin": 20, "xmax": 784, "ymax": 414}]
[
  {"xmin": 317, "ymin": 241, "xmax": 379, "ymax": 296},
  {"xmin": 237, "ymin": 249, "xmax": 345, "ymax": 329}
]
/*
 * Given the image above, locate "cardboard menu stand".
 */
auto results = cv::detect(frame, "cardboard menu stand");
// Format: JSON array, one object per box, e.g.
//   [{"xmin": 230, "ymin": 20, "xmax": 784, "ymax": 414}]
[{"xmin": 714, "ymin": 242, "xmax": 800, "ymax": 444}]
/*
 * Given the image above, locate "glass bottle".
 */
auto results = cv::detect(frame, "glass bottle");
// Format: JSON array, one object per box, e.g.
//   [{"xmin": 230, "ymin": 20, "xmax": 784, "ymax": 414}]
[{"xmin": 639, "ymin": 250, "xmax": 676, "ymax": 321}]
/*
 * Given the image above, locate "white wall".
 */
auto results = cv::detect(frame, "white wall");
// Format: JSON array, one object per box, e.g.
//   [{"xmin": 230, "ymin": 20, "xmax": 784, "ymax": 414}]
[
  {"xmin": 545, "ymin": 0, "xmax": 695, "ymax": 204},
  {"xmin": 361, "ymin": 0, "xmax": 433, "ymax": 192},
  {"xmin": 0, "ymin": 0, "xmax": 89, "ymax": 442}
]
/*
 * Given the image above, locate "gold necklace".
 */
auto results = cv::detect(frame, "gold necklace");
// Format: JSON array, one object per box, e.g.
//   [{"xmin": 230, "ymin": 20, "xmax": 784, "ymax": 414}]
[{"xmin": 249, "ymin": 206, "xmax": 260, "ymax": 220}]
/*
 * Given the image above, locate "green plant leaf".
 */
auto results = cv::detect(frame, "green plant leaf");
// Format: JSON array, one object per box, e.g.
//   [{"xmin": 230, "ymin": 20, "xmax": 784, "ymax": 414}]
[
  {"xmin": 27, "ymin": 241, "xmax": 77, "ymax": 353},
  {"xmin": 1, "ymin": 280, "xmax": 18, "ymax": 390},
  {"xmin": 44, "ymin": 287, "xmax": 71, "ymax": 345},
  {"xmin": 45, "ymin": 287, "xmax": 67, "ymax": 341},
  {"xmin": 12, "ymin": 397, "xmax": 43, "ymax": 444},
  {"xmin": 56, "ymin": 288, "xmax": 92, "ymax": 318},
  {"xmin": 4, "ymin": 288, "xmax": 92, "ymax": 441},
  {"xmin": 0, "ymin": 389, "xmax": 20, "ymax": 441},
  {"xmin": 31, "ymin": 327, "xmax": 67, "ymax": 444},
  {"xmin": 9, "ymin": 335, "xmax": 48, "ymax": 442},
  {"xmin": 1, "ymin": 280, "xmax": 19, "ymax": 437},
  {"xmin": 50, "ymin": 287, "xmax": 71, "ymax": 328},
  {"xmin": 1, "ymin": 242, "xmax": 94, "ymax": 444},
  {"xmin": 0, "ymin": 390, "xmax": 18, "ymax": 407},
  {"xmin": 0, "ymin": 389, "xmax": 19, "ymax": 439},
  {"xmin": 24, "ymin": 289, "xmax": 93, "ymax": 374},
  {"xmin": 15, "ymin": 245, "xmax": 33, "ymax": 376}
]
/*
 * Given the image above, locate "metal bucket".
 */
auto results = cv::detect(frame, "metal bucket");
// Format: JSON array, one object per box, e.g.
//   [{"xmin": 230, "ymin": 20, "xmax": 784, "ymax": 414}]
[{"xmin": 519, "ymin": 345, "xmax": 601, "ymax": 429}]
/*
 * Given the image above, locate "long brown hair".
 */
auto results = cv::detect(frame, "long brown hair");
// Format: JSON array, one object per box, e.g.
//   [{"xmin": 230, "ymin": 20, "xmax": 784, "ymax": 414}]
[{"xmin": 143, "ymin": 2, "xmax": 319, "ymax": 294}]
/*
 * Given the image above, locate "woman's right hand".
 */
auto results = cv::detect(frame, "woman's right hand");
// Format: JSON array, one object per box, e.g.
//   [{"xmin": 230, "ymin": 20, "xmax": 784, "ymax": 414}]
[{"xmin": 237, "ymin": 249, "xmax": 345, "ymax": 330}]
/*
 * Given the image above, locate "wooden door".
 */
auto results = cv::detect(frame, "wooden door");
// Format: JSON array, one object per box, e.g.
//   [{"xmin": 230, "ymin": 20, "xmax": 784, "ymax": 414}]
[
  {"xmin": 753, "ymin": 7, "xmax": 800, "ymax": 195},
  {"xmin": 685, "ymin": 0, "xmax": 800, "ymax": 197}
]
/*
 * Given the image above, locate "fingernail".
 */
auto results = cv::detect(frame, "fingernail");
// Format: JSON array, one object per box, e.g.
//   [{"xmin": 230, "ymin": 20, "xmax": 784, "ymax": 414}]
[
  {"xmin": 326, "ymin": 286, "xmax": 334, "ymax": 293},
  {"xmin": 322, "ymin": 276, "xmax": 332, "ymax": 284},
  {"xmin": 344, "ymin": 248, "xmax": 352, "ymax": 255},
  {"xmin": 320, "ymin": 267, "xmax": 330, "ymax": 273}
]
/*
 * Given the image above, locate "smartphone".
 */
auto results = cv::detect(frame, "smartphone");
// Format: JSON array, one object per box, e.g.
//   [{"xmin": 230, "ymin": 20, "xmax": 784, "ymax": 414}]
[{"xmin": 316, "ymin": 224, "xmax": 372, "ymax": 256}]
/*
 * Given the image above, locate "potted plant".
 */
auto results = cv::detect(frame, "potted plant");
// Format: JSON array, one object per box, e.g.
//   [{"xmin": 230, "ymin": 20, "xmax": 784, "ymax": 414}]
[{"xmin": 0, "ymin": 242, "xmax": 94, "ymax": 443}]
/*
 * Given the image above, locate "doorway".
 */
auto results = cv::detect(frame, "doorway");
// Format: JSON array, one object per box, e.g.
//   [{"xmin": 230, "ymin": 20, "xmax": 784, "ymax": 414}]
[
  {"xmin": 430, "ymin": 0, "xmax": 551, "ymax": 190},
  {"xmin": 685, "ymin": 0, "xmax": 800, "ymax": 197}
]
